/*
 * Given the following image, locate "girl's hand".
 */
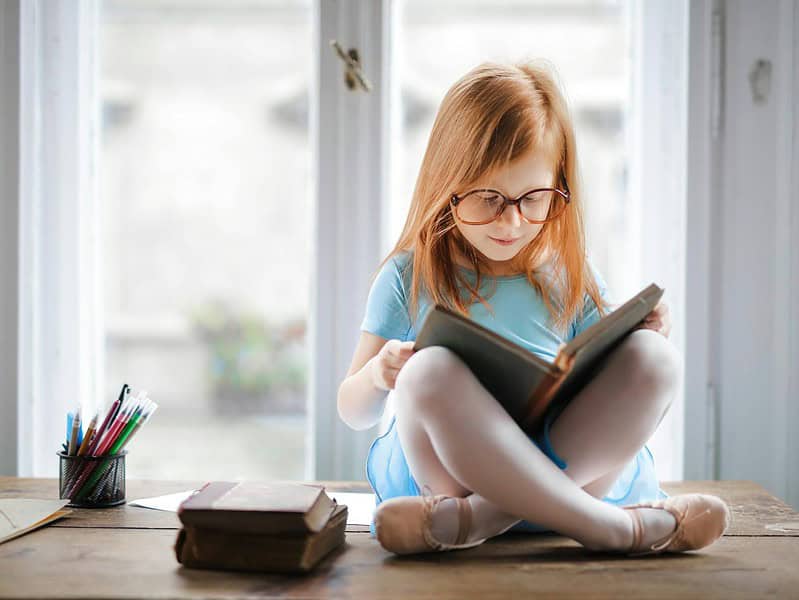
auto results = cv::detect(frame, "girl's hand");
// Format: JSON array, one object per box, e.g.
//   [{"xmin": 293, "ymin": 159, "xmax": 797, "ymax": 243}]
[
  {"xmin": 636, "ymin": 300, "xmax": 671, "ymax": 338},
  {"xmin": 371, "ymin": 340, "xmax": 416, "ymax": 391}
]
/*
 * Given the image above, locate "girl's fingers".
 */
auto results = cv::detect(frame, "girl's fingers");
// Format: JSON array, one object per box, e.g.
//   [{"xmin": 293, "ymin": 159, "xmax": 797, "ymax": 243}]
[
  {"xmin": 632, "ymin": 302, "xmax": 672, "ymax": 337},
  {"xmin": 388, "ymin": 341, "xmax": 415, "ymax": 362},
  {"xmin": 383, "ymin": 346, "xmax": 411, "ymax": 368},
  {"xmin": 383, "ymin": 368, "xmax": 401, "ymax": 389},
  {"xmin": 384, "ymin": 354, "xmax": 407, "ymax": 369},
  {"xmin": 638, "ymin": 318, "xmax": 662, "ymax": 333},
  {"xmin": 647, "ymin": 301, "xmax": 668, "ymax": 321},
  {"xmin": 395, "ymin": 341, "xmax": 415, "ymax": 355}
]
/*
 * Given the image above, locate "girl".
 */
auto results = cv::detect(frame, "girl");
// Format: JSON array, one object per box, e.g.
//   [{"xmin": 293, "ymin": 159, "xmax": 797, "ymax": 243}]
[{"xmin": 337, "ymin": 61, "xmax": 730, "ymax": 556}]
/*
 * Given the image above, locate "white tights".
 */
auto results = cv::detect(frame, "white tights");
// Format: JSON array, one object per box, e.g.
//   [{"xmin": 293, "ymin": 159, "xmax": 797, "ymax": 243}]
[{"xmin": 392, "ymin": 328, "xmax": 682, "ymax": 551}]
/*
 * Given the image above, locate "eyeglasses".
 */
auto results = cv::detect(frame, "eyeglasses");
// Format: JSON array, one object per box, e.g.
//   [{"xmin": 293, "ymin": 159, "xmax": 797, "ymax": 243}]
[{"xmin": 450, "ymin": 186, "xmax": 571, "ymax": 225}]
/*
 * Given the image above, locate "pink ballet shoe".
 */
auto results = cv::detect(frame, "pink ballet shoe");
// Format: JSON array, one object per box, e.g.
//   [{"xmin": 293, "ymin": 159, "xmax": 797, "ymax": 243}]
[
  {"xmin": 623, "ymin": 493, "xmax": 731, "ymax": 557},
  {"xmin": 374, "ymin": 486, "xmax": 487, "ymax": 555}
]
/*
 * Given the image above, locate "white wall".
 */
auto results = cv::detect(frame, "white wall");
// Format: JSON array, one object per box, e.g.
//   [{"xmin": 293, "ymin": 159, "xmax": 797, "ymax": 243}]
[
  {"xmin": 685, "ymin": 0, "xmax": 799, "ymax": 510},
  {"xmin": 715, "ymin": 0, "xmax": 798, "ymax": 509},
  {"xmin": 0, "ymin": 1, "xmax": 20, "ymax": 476}
]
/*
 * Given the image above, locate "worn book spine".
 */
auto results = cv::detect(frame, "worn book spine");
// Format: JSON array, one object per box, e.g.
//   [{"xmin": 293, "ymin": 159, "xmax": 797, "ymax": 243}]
[
  {"xmin": 178, "ymin": 508, "xmax": 311, "ymax": 535},
  {"xmin": 521, "ymin": 347, "xmax": 575, "ymax": 433}
]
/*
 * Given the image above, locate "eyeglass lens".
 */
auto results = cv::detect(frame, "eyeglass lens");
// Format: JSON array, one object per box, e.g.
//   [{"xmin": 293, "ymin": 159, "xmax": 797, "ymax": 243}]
[{"xmin": 457, "ymin": 190, "xmax": 558, "ymax": 223}]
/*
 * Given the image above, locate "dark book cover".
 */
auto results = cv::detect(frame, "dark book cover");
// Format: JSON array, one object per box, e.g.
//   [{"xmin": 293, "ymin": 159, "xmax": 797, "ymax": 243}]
[{"xmin": 413, "ymin": 283, "xmax": 664, "ymax": 433}]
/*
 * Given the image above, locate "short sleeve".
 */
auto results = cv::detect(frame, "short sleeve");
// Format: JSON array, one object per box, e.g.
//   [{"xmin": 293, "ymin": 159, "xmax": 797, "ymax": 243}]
[
  {"xmin": 570, "ymin": 260, "xmax": 613, "ymax": 339},
  {"xmin": 360, "ymin": 255, "xmax": 413, "ymax": 341}
]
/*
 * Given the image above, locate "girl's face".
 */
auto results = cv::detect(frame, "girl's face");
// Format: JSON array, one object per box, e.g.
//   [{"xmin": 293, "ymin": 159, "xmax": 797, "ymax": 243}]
[{"xmin": 452, "ymin": 149, "xmax": 555, "ymax": 275}]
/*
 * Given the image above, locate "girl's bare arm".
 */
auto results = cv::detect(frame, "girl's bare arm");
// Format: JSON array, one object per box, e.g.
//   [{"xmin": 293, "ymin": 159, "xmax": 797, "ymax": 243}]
[{"xmin": 337, "ymin": 332, "xmax": 415, "ymax": 430}]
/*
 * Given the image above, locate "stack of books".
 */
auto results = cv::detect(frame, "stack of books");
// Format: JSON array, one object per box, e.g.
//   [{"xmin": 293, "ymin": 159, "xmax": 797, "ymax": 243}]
[{"xmin": 174, "ymin": 481, "xmax": 347, "ymax": 574}]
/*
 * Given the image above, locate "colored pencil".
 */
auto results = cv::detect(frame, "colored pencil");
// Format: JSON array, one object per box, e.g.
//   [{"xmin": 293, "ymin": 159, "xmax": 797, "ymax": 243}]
[
  {"xmin": 67, "ymin": 407, "xmax": 81, "ymax": 456},
  {"xmin": 76, "ymin": 412, "xmax": 99, "ymax": 456},
  {"xmin": 66, "ymin": 390, "xmax": 157, "ymax": 501}
]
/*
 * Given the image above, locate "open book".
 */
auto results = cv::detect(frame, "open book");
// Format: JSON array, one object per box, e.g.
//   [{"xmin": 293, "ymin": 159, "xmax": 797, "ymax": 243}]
[{"xmin": 413, "ymin": 283, "xmax": 664, "ymax": 433}]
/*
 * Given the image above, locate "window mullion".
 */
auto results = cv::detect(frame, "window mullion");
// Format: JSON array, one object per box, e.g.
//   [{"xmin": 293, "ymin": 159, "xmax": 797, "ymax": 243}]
[
  {"xmin": 628, "ymin": 0, "xmax": 689, "ymax": 481},
  {"xmin": 310, "ymin": 0, "xmax": 392, "ymax": 480},
  {"xmin": 17, "ymin": 0, "xmax": 101, "ymax": 476}
]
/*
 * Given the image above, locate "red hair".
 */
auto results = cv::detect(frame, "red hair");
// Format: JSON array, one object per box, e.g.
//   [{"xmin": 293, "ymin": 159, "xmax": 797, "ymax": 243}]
[{"xmin": 378, "ymin": 60, "xmax": 608, "ymax": 335}]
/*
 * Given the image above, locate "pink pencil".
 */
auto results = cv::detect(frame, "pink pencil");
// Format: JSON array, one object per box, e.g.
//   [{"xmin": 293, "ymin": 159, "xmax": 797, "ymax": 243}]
[
  {"xmin": 87, "ymin": 385, "xmax": 130, "ymax": 456},
  {"xmin": 96, "ymin": 404, "xmax": 134, "ymax": 456},
  {"xmin": 99, "ymin": 394, "xmax": 146, "ymax": 455}
]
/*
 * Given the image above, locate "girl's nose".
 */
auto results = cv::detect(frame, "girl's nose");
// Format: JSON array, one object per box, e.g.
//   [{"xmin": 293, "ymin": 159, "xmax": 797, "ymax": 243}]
[{"xmin": 499, "ymin": 204, "xmax": 522, "ymax": 228}]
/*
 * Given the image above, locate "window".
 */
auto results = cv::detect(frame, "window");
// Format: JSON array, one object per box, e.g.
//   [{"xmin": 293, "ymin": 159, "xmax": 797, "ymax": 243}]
[
  {"xmin": 16, "ymin": 0, "xmax": 685, "ymax": 482},
  {"xmin": 391, "ymin": 0, "xmax": 634, "ymax": 296},
  {"xmin": 100, "ymin": 0, "xmax": 312, "ymax": 480}
]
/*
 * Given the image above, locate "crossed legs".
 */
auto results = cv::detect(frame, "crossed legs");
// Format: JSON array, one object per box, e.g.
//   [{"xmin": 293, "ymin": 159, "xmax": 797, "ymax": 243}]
[{"xmin": 392, "ymin": 328, "xmax": 682, "ymax": 551}]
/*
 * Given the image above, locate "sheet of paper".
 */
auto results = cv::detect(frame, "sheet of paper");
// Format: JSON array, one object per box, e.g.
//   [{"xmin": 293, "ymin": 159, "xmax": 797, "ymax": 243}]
[
  {"xmin": 128, "ymin": 490, "xmax": 197, "ymax": 511},
  {"xmin": 128, "ymin": 489, "xmax": 377, "ymax": 527},
  {"xmin": 327, "ymin": 491, "xmax": 376, "ymax": 526},
  {"xmin": 0, "ymin": 499, "xmax": 72, "ymax": 545}
]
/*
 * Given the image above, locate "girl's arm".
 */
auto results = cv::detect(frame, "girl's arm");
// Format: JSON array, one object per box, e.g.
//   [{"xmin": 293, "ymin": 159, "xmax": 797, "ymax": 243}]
[{"xmin": 337, "ymin": 331, "xmax": 414, "ymax": 431}]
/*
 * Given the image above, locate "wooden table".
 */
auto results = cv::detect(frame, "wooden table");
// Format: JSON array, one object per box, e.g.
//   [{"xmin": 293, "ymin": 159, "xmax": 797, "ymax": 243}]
[{"xmin": 1, "ymin": 478, "xmax": 798, "ymax": 599}]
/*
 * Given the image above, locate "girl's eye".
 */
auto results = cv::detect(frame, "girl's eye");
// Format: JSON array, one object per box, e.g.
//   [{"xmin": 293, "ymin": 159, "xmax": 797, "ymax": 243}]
[
  {"xmin": 521, "ymin": 191, "xmax": 550, "ymax": 205},
  {"xmin": 475, "ymin": 192, "xmax": 502, "ymax": 204}
]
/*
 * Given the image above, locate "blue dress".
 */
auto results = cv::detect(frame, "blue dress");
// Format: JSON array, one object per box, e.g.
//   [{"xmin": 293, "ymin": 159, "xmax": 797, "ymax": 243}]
[{"xmin": 360, "ymin": 252, "xmax": 669, "ymax": 535}]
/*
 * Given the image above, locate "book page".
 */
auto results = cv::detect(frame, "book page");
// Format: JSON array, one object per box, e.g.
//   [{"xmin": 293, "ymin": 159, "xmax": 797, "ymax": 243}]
[{"xmin": 0, "ymin": 499, "xmax": 71, "ymax": 545}]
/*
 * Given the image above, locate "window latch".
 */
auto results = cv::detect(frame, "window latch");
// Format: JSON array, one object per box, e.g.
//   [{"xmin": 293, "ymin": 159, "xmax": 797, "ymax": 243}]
[{"xmin": 330, "ymin": 40, "xmax": 372, "ymax": 93}]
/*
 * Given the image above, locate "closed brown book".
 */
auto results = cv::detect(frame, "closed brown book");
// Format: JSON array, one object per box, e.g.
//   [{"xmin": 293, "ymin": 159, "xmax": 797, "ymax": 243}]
[
  {"xmin": 178, "ymin": 481, "xmax": 338, "ymax": 535},
  {"xmin": 414, "ymin": 283, "xmax": 664, "ymax": 433},
  {"xmin": 175, "ymin": 504, "xmax": 348, "ymax": 574}
]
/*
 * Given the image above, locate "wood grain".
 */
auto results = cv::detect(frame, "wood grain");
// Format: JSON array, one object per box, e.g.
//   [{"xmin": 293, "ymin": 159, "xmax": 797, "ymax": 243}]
[{"xmin": 1, "ymin": 478, "xmax": 797, "ymax": 599}]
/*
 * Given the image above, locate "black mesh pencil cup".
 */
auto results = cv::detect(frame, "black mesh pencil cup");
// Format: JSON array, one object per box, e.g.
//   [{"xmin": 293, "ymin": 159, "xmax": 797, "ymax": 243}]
[{"xmin": 58, "ymin": 450, "xmax": 127, "ymax": 508}]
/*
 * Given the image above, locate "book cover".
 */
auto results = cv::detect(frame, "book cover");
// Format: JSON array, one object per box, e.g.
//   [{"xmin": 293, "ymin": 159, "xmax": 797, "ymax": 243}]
[
  {"xmin": 413, "ymin": 283, "xmax": 664, "ymax": 433},
  {"xmin": 178, "ymin": 481, "xmax": 338, "ymax": 535}
]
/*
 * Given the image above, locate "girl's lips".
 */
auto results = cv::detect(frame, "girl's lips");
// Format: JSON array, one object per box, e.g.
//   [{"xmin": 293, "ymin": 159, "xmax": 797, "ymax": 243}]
[{"xmin": 489, "ymin": 236, "xmax": 519, "ymax": 245}]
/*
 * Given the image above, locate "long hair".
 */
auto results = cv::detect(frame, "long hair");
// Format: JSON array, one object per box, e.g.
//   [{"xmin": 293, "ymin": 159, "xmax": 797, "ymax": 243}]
[{"xmin": 378, "ymin": 60, "xmax": 609, "ymax": 335}]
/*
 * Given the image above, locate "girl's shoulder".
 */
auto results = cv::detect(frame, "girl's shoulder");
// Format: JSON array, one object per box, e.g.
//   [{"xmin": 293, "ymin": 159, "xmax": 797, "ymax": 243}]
[
  {"xmin": 389, "ymin": 249, "xmax": 413, "ymax": 271},
  {"xmin": 381, "ymin": 250, "xmax": 414, "ymax": 287},
  {"xmin": 369, "ymin": 250, "xmax": 414, "ymax": 300}
]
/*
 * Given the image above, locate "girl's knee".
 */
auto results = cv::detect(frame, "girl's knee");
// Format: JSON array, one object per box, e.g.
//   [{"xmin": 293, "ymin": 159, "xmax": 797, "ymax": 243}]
[
  {"xmin": 620, "ymin": 329, "xmax": 682, "ymax": 399},
  {"xmin": 393, "ymin": 346, "xmax": 466, "ymax": 410}
]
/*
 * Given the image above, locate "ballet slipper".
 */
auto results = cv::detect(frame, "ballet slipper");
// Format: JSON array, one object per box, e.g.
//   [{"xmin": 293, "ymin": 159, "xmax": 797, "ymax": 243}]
[
  {"xmin": 374, "ymin": 485, "xmax": 488, "ymax": 555},
  {"xmin": 623, "ymin": 493, "xmax": 731, "ymax": 556}
]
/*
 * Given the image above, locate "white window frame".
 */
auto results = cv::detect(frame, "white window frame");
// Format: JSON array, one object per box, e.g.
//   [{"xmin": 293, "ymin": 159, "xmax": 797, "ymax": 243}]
[
  {"xmin": 5, "ymin": 0, "xmax": 102, "ymax": 477},
  {"xmin": 683, "ymin": 0, "xmax": 722, "ymax": 482},
  {"xmin": 310, "ymin": 0, "xmax": 394, "ymax": 480},
  {"xmin": 627, "ymin": 0, "xmax": 689, "ymax": 481}
]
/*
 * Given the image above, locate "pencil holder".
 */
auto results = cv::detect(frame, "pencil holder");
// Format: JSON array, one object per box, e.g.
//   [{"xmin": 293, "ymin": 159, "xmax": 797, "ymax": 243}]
[{"xmin": 57, "ymin": 451, "xmax": 127, "ymax": 508}]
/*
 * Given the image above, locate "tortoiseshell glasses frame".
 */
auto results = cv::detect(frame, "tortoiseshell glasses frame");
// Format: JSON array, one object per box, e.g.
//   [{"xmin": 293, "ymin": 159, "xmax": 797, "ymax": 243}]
[{"xmin": 450, "ymin": 185, "xmax": 571, "ymax": 225}]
